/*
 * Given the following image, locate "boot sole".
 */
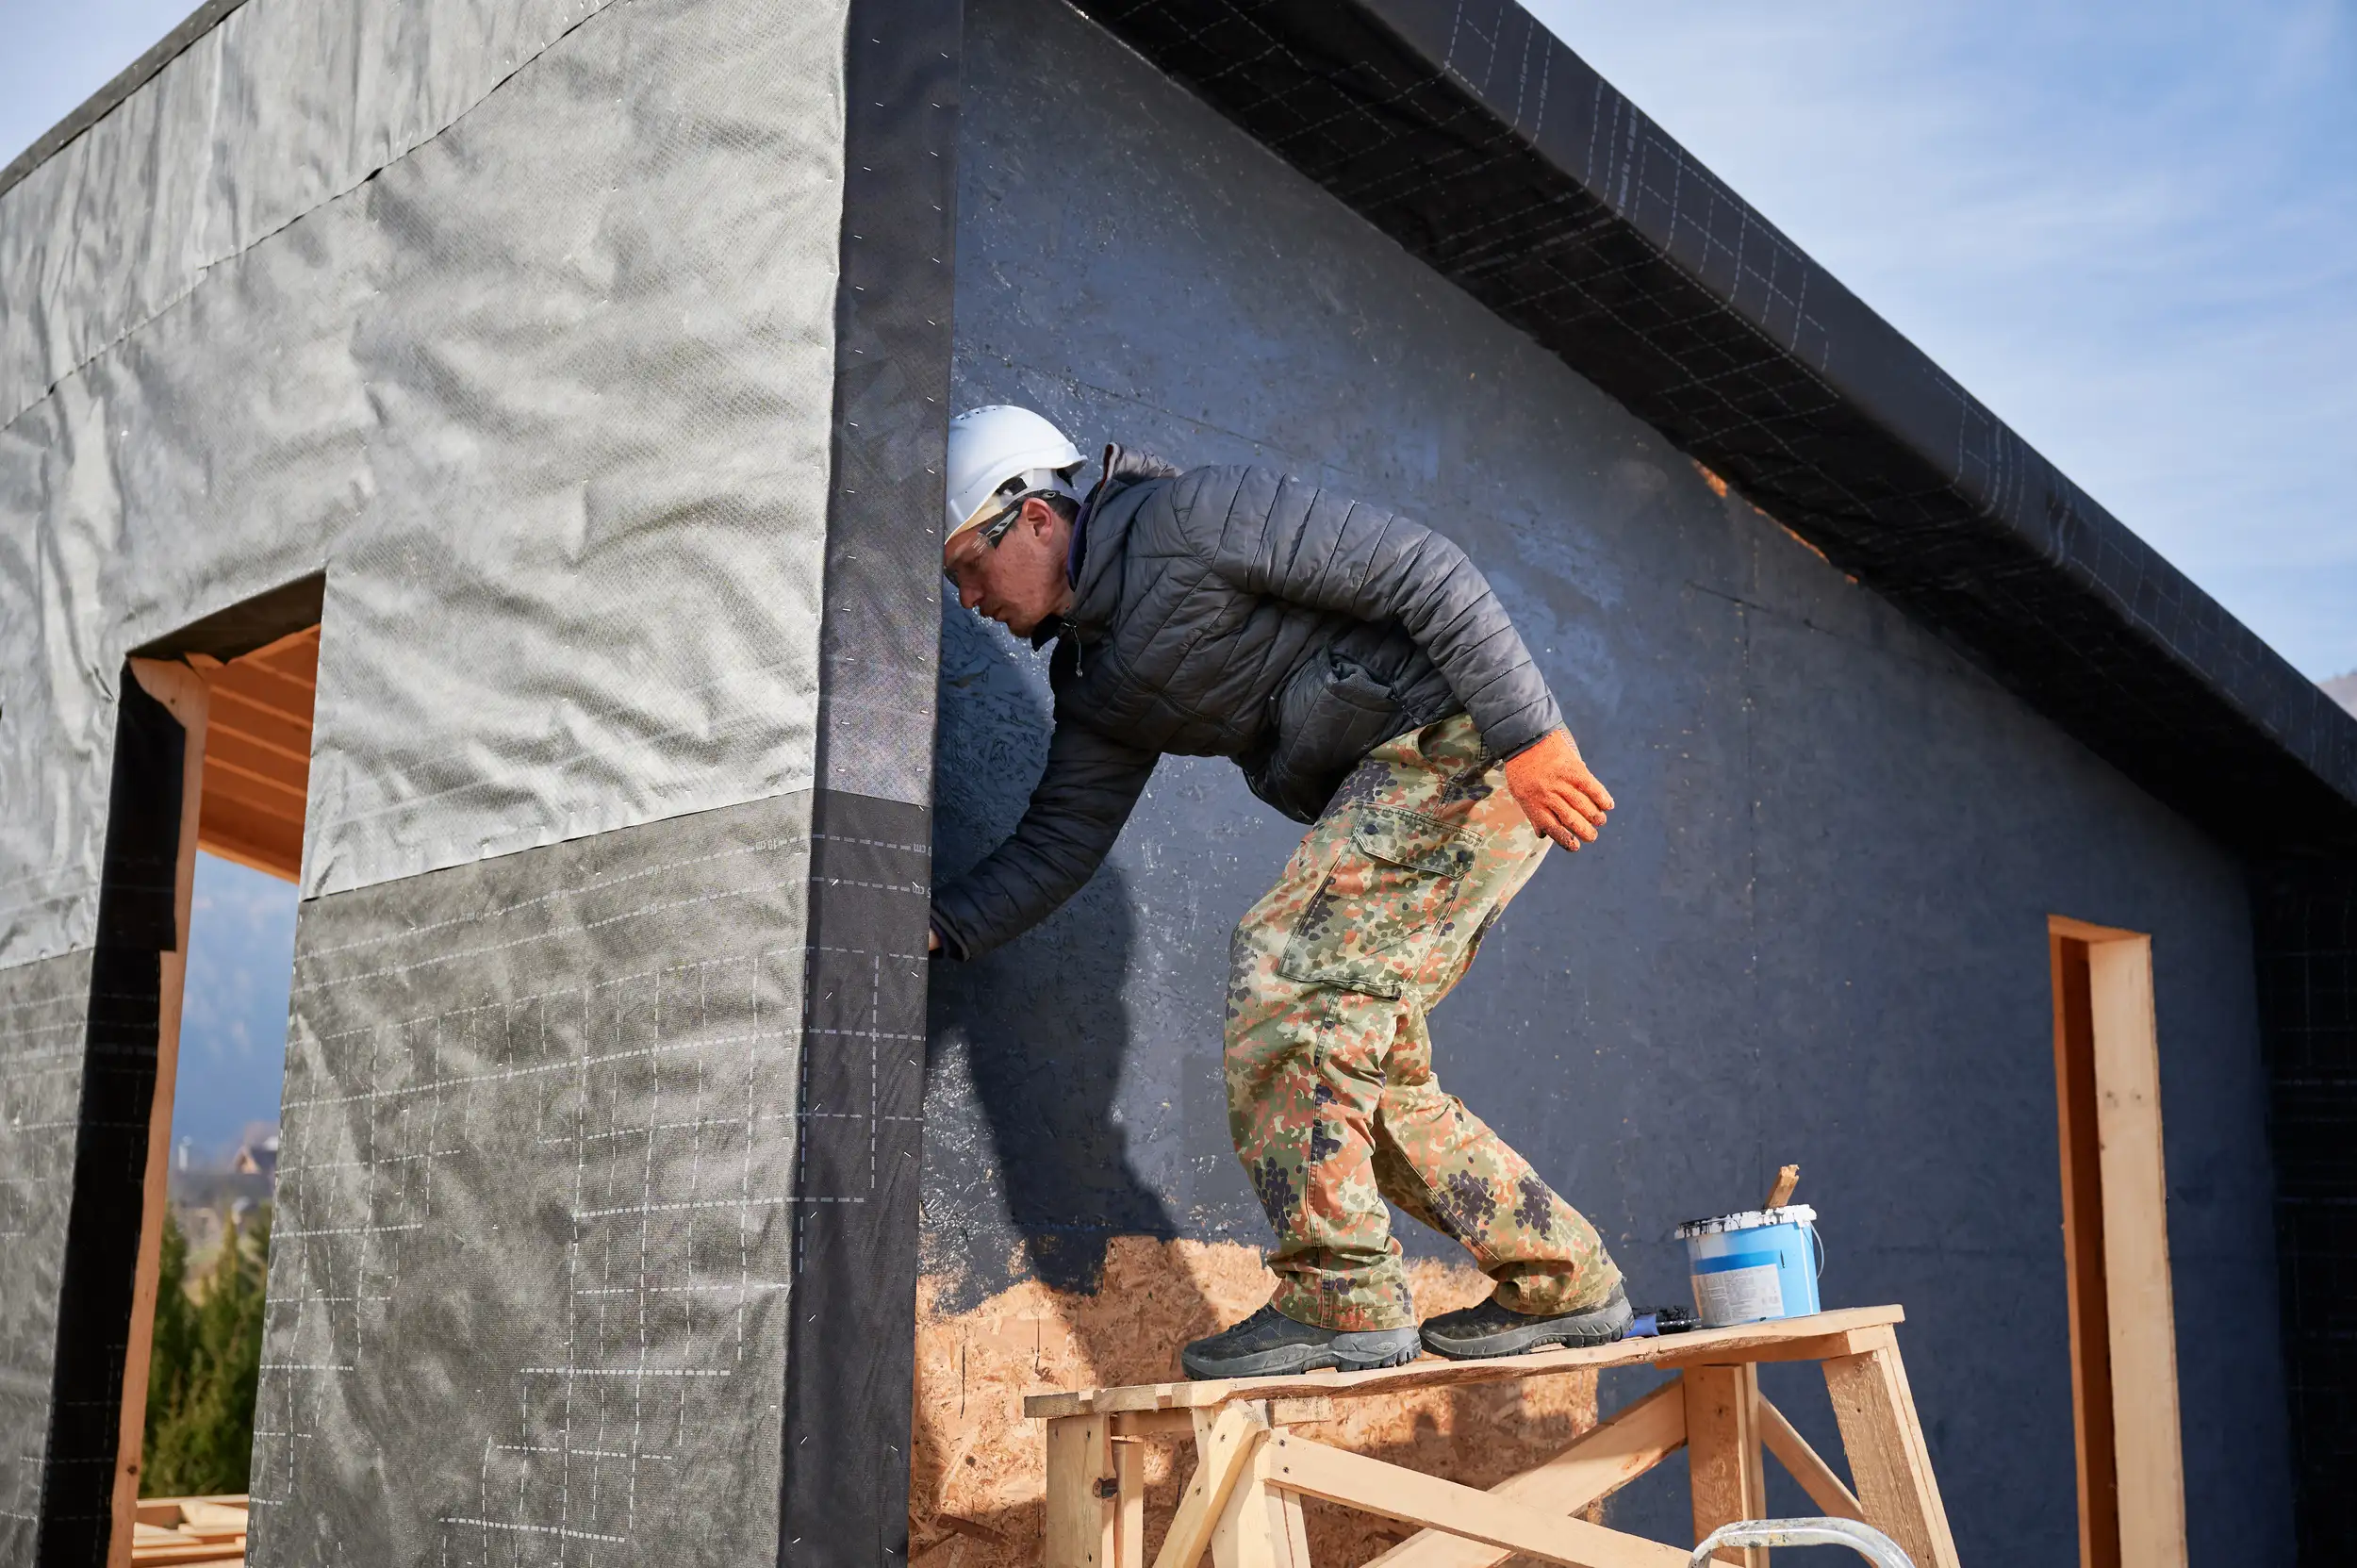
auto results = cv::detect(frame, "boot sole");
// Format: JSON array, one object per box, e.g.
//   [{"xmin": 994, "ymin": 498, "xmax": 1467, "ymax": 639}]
[
  {"xmin": 1420, "ymin": 1297, "xmax": 1633, "ymax": 1362},
  {"xmin": 1180, "ymin": 1331, "xmax": 1422, "ymax": 1381}
]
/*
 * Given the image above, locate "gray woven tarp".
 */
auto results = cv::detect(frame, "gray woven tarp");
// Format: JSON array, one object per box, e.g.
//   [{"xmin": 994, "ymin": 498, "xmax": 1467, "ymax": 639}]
[
  {"xmin": 0, "ymin": 0, "xmax": 862, "ymax": 1561},
  {"xmin": 0, "ymin": 950, "xmax": 93, "ymax": 1543},
  {"xmin": 0, "ymin": 0, "xmax": 846, "ymax": 967},
  {"xmin": 257, "ymin": 795, "xmax": 814, "ymax": 1566}
]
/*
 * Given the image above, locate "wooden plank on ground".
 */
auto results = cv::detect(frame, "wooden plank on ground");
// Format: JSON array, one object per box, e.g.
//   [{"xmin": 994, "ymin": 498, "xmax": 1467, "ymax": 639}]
[
  {"xmin": 134, "ymin": 1499, "xmax": 250, "ymax": 1531},
  {"xmin": 1264, "ymin": 1434, "xmax": 1691, "ymax": 1568},
  {"xmin": 126, "ymin": 1540, "xmax": 244, "ymax": 1566},
  {"xmin": 1025, "ymin": 1308, "xmax": 1906, "ymax": 1418},
  {"xmin": 1367, "ymin": 1376, "xmax": 1689, "ymax": 1568}
]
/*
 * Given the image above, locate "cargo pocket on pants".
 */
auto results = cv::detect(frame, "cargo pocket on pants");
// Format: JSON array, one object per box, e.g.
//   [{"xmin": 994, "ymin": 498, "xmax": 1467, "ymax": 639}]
[{"xmin": 1277, "ymin": 806, "xmax": 1480, "ymax": 999}]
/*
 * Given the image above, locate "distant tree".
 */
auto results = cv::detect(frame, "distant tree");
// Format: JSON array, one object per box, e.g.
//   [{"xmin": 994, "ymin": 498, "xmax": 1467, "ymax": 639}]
[
  {"xmin": 142, "ymin": 1205, "xmax": 270, "ymax": 1497},
  {"xmin": 146, "ymin": 1212, "xmax": 197, "ymax": 1433}
]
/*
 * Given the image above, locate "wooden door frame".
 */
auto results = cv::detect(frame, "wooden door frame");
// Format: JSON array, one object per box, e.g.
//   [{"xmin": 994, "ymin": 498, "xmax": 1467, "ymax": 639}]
[
  {"xmin": 107, "ymin": 626, "xmax": 316, "ymax": 1559},
  {"xmin": 2048, "ymin": 916, "xmax": 2187, "ymax": 1568},
  {"xmin": 107, "ymin": 660, "xmax": 209, "ymax": 1567}
]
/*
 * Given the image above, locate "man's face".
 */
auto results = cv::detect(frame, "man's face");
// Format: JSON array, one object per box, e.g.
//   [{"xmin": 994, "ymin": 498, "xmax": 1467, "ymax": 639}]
[{"xmin": 943, "ymin": 496, "xmax": 1074, "ymax": 637}]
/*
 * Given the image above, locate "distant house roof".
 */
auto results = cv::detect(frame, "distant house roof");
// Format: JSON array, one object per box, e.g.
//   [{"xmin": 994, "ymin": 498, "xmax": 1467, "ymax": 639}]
[{"xmin": 8, "ymin": 0, "xmax": 2354, "ymax": 856}]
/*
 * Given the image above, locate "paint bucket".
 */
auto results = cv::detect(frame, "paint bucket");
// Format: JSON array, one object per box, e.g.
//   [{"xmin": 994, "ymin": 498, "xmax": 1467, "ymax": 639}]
[{"xmin": 1673, "ymin": 1205, "xmax": 1821, "ymax": 1328}]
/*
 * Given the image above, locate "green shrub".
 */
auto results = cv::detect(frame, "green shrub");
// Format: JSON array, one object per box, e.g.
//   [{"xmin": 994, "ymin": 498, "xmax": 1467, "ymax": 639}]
[{"xmin": 141, "ymin": 1205, "xmax": 270, "ymax": 1497}]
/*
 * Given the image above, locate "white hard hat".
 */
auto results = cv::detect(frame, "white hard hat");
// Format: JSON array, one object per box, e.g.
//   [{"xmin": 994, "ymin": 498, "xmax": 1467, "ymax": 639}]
[{"xmin": 945, "ymin": 405, "xmax": 1085, "ymax": 542}]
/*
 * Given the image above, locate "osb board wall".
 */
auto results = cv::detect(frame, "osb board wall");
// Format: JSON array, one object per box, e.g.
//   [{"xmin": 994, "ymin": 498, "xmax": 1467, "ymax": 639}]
[{"xmin": 910, "ymin": 1238, "xmax": 1600, "ymax": 1566}]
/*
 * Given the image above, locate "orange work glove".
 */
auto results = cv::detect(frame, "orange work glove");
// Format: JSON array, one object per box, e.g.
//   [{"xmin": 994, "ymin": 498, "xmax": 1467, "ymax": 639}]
[{"xmin": 1501, "ymin": 728, "xmax": 1614, "ymax": 851}]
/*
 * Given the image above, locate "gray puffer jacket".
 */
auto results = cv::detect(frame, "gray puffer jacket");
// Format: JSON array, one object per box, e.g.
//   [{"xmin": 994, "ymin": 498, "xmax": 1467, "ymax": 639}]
[{"xmin": 929, "ymin": 454, "xmax": 1564, "ymax": 960}]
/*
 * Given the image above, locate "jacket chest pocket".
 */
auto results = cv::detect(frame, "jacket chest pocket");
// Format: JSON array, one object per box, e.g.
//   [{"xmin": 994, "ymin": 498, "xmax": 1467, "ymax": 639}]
[{"xmin": 1277, "ymin": 807, "xmax": 1480, "ymax": 999}]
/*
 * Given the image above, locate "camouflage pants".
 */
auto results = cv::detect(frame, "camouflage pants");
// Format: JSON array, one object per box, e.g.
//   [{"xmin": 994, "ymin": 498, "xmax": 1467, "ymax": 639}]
[{"xmin": 1226, "ymin": 715, "xmax": 1622, "ymax": 1331}]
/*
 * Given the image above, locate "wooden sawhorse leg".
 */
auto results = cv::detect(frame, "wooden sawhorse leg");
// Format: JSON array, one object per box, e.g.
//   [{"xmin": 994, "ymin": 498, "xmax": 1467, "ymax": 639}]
[
  {"xmin": 1685, "ymin": 1364, "xmax": 1768, "ymax": 1566},
  {"xmin": 1194, "ymin": 1405, "xmax": 1309, "ymax": 1568},
  {"xmin": 1047, "ymin": 1414, "xmax": 1120, "ymax": 1568},
  {"xmin": 1046, "ymin": 1408, "xmax": 1218, "ymax": 1568},
  {"xmin": 1685, "ymin": 1331, "xmax": 1957, "ymax": 1568},
  {"xmin": 1821, "ymin": 1328, "xmax": 1960, "ymax": 1568}
]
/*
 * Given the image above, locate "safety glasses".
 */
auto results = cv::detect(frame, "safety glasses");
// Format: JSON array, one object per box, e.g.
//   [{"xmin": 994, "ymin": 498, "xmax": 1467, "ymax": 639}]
[{"xmin": 942, "ymin": 487, "xmax": 1056, "ymax": 585}]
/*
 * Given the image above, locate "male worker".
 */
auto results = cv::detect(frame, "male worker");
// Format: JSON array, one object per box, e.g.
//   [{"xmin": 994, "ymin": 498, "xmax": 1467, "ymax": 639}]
[{"xmin": 928, "ymin": 405, "xmax": 1627, "ymax": 1378}]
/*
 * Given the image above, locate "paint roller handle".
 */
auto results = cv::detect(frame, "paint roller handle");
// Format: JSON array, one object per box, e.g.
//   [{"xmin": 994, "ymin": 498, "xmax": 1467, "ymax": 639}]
[{"xmin": 1764, "ymin": 1164, "xmax": 1800, "ymax": 1210}]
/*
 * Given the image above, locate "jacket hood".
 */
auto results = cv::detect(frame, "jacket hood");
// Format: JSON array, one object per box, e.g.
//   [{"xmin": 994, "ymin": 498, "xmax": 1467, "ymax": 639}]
[{"xmin": 1033, "ymin": 443, "xmax": 1181, "ymax": 649}]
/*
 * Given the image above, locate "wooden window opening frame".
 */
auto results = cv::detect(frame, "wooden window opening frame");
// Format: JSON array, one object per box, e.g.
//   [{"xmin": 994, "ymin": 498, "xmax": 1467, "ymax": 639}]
[
  {"xmin": 109, "ymin": 660, "xmax": 208, "ymax": 1567},
  {"xmin": 2047, "ymin": 916, "xmax": 2188, "ymax": 1568},
  {"xmin": 105, "ymin": 615, "xmax": 319, "ymax": 1564}
]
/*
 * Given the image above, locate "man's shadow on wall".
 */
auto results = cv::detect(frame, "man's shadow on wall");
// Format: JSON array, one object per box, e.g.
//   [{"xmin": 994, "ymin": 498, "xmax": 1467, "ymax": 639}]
[{"xmin": 924, "ymin": 596, "xmax": 1208, "ymax": 1308}]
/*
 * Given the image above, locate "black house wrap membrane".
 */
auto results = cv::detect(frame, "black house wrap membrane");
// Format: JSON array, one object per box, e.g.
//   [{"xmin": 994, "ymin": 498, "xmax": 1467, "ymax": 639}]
[
  {"xmin": 0, "ymin": 949, "xmax": 94, "ymax": 1555},
  {"xmin": 259, "ymin": 801, "xmax": 820, "ymax": 1563},
  {"xmin": 25, "ymin": 680, "xmax": 186, "ymax": 1568},
  {"xmin": 2250, "ymin": 860, "xmax": 2357, "ymax": 1555},
  {"xmin": 779, "ymin": 0, "xmax": 960, "ymax": 1555}
]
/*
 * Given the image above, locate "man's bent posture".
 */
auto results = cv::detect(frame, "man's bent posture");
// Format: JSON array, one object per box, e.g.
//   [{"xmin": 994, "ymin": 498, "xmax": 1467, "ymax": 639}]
[{"xmin": 929, "ymin": 406, "xmax": 1628, "ymax": 1378}]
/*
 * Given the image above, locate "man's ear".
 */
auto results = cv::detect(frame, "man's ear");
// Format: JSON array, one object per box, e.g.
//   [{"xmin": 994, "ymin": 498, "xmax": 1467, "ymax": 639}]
[{"xmin": 1023, "ymin": 495, "xmax": 1062, "ymax": 536}]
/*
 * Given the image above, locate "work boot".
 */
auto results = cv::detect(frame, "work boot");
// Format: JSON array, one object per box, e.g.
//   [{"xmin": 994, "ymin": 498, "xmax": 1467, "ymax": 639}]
[
  {"xmin": 1180, "ymin": 1303, "xmax": 1423, "ymax": 1380},
  {"xmin": 1419, "ymin": 1284, "xmax": 1632, "ymax": 1361}
]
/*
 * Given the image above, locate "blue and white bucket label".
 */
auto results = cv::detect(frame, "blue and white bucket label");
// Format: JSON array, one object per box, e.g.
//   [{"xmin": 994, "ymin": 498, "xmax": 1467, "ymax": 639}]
[
  {"xmin": 1674, "ymin": 1205, "xmax": 1821, "ymax": 1327},
  {"xmin": 1691, "ymin": 1250, "xmax": 1785, "ymax": 1326}
]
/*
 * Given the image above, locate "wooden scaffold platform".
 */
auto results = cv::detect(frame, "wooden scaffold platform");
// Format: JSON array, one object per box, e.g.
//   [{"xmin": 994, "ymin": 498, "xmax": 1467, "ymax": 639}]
[{"xmin": 1026, "ymin": 1305, "xmax": 1959, "ymax": 1568}]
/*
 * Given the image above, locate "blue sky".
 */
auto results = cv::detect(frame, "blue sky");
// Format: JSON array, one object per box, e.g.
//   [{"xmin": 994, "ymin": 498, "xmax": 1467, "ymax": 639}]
[{"xmin": 175, "ymin": 852, "xmax": 295, "ymax": 1165}]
